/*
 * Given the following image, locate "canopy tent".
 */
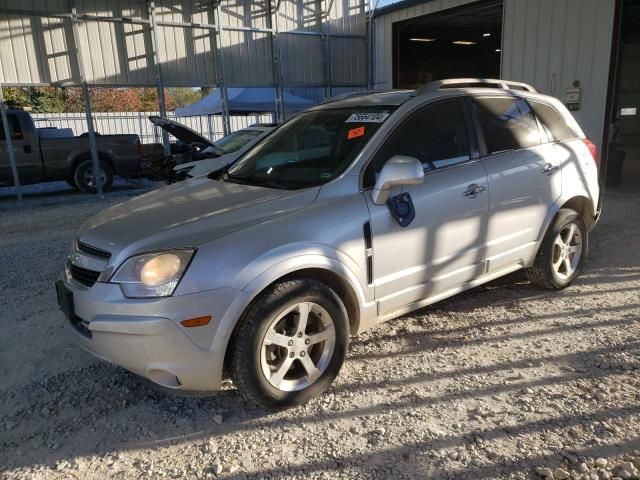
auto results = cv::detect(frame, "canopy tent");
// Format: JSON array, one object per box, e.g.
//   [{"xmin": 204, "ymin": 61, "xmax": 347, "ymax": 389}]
[{"xmin": 175, "ymin": 88, "xmax": 316, "ymax": 116}]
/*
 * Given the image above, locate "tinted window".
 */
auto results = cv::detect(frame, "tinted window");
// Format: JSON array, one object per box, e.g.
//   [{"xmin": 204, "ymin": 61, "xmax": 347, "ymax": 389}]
[
  {"xmin": 0, "ymin": 115, "xmax": 23, "ymax": 141},
  {"xmin": 224, "ymin": 107, "xmax": 395, "ymax": 189},
  {"xmin": 364, "ymin": 98, "xmax": 470, "ymax": 187},
  {"xmin": 473, "ymin": 97, "xmax": 541, "ymax": 154},
  {"xmin": 530, "ymin": 101, "xmax": 577, "ymax": 142}
]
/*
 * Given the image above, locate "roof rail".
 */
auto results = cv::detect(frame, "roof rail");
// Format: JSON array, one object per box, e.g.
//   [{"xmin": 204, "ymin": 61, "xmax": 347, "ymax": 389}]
[{"xmin": 413, "ymin": 78, "xmax": 538, "ymax": 96}]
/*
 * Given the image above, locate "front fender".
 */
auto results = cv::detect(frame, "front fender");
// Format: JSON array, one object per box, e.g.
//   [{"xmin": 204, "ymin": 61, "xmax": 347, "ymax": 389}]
[{"xmin": 207, "ymin": 251, "xmax": 376, "ymax": 389}]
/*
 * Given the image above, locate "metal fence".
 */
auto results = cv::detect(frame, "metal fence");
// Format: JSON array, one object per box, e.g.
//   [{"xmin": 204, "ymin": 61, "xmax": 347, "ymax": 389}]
[{"xmin": 31, "ymin": 111, "xmax": 276, "ymax": 144}]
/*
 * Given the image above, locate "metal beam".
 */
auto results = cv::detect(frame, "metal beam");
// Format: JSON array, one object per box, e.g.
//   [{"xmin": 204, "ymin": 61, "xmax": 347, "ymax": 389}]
[
  {"xmin": 212, "ymin": 1, "xmax": 231, "ymax": 135},
  {"xmin": 267, "ymin": 0, "xmax": 284, "ymax": 122},
  {"xmin": 367, "ymin": 0, "xmax": 381, "ymax": 91},
  {"xmin": 322, "ymin": 0, "xmax": 336, "ymax": 99},
  {"xmin": 0, "ymin": 82, "xmax": 23, "ymax": 202},
  {"xmin": 148, "ymin": 1, "xmax": 171, "ymax": 159},
  {"xmin": 70, "ymin": 7, "xmax": 103, "ymax": 196}
]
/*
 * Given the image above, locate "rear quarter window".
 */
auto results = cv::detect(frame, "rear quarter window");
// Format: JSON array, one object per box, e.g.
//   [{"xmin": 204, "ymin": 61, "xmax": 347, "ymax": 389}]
[{"xmin": 529, "ymin": 101, "xmax": 578, "ymax": 142}]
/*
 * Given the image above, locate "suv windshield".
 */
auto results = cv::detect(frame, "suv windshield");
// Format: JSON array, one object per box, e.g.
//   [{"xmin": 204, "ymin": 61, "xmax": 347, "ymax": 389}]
[
  {"xmin": 219, "ymin": 107, "xmax": 395, "ymax": 189},
  {"xmin": 213, "ymin": 129, "xmax": 263, "ymax": 154}
]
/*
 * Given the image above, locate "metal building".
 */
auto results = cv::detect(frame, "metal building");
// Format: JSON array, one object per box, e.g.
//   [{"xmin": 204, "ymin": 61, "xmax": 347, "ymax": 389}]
[
  {"xmin": 0, "ymin": 0, "xmax": 369, "ymax": 198},
  {"xmin": 373, "ymin": 0, "xmax": 640, "ymax": 189}
]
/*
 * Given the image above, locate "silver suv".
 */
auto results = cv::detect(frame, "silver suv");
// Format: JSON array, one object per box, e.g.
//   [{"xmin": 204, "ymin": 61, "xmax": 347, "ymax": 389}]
[{"xmin": 56, "ymin": 79, "xmax": 600, "ymax": 409}]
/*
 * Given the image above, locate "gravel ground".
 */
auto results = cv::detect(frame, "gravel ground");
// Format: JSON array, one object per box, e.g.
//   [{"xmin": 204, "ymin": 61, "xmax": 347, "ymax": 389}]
[{"xmin": 0, "ymin": 188, "xmax": 638, "ymax": 480}]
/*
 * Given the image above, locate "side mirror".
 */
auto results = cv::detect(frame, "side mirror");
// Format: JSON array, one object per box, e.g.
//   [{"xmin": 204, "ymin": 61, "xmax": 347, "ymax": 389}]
[{"xmin": 371, "ymin": 155, "xmax": 424, "ymax": 205}]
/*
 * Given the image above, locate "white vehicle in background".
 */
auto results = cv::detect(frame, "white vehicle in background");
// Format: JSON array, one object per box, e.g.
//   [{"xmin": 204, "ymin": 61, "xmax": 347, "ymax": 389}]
[
  {"xmin": 148, "ymin": 116, "xmax": 275, "ymax": 181},
  {"xmin": 172, "ymin": 125, "xmax": 275, "ymax": 181}
]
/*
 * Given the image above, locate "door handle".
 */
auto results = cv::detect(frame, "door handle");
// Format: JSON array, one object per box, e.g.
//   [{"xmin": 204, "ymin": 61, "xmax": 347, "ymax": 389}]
[
  {"xmin": 463, "ymin": 184, "xmax": 486, "ymax": 198},
  {"xmin": 542, "ymin": 163, "xmax": 559, "ymax": 175}
]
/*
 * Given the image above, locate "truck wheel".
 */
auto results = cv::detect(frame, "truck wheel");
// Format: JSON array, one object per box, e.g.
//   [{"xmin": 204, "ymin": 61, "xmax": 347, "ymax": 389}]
[
  {"xmin": 525, "ymin": 208, "xmax": 588, "ymax": 290},
  {"xmin": 73, "ymin": 159, "xmax": 114, "ymax": 193},
  {"xmin": 230, "ymin": 279, "xmax": 349, "ymax": 410}
]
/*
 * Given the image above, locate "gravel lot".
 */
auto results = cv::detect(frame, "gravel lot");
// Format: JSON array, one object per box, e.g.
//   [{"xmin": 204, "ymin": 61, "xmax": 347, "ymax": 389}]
[{"xmin": 1, "ymin": 188, "xmax": 638, "ymax": 480}]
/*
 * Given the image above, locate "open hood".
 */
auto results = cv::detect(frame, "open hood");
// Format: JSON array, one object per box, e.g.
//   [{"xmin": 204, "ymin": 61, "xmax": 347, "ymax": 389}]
[{"xmin": 149, "ymin": 116, "xmax": 214, "ymax": 147}]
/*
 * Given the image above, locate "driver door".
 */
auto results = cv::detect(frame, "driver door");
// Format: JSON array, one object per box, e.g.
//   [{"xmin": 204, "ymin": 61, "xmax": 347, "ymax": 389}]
[{"xmin": 363, "ymin": 98, "xmax": 489, "ymax": 317}]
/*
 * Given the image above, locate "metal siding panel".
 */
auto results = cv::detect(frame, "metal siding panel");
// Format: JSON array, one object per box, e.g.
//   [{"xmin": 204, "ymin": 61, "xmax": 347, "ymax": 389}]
[{"xmin": 502, "ymin": 0, "xmax": 615, "ymax": 150}]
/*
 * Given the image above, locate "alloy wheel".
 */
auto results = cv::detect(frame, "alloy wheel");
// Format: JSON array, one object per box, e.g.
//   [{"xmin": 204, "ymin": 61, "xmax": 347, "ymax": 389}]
[
  {"xmin": 551, "ymin": 222, "xmax": 583, "ymax": 281},
  {"xmin": 260, "ymin": 302, "xmax": 336, "ymax": 392}
]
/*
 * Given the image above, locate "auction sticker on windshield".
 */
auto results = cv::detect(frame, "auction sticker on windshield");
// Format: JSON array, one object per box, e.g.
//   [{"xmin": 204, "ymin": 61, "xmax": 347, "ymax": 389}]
[{"xmin": 345, "ymin": 112, "xmax": 390, "ymax": 123}]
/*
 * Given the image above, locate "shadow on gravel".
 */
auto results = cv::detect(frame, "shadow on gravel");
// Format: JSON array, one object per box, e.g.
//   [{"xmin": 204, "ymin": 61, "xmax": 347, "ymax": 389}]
[{"xmin": 2, "ymin": 332, "xmax": 638, "ymax": 475}]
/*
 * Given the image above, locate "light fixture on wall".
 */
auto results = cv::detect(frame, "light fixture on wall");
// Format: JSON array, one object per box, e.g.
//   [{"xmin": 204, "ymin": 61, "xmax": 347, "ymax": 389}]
[
  {"xmin": 495, "ymin": 48, "xmax": 502, "ymax": 52},
  {"xmin": 409, "ymin": 37, "xmax": 436, "ymax": 42},
  {"xmin": 452, "ymin": 40, "xmax": 477, "ymax": 45},
  {"xmin": 483, "ymin": 33, "xmax": 492, "ymax": 37}
]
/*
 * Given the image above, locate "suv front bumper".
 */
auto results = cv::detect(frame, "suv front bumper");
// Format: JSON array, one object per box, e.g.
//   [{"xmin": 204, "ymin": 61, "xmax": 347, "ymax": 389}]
[{"xmin": 55, "ymin": 279, "xmax": 245, "ymax": 391}]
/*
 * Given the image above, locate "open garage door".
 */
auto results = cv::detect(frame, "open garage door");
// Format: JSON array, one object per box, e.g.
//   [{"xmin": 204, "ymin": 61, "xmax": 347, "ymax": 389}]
[
  {"xmin": 609, "ymin": 0, "xmax": 640, "ymax": 187},
  {"xmin": 392, "ymin": 0, "xmax": 503, "ymax": 89}
]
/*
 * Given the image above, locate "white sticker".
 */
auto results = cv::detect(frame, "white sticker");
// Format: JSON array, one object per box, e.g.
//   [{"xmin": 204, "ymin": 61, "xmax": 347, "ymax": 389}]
[
  {"xmin": 621, "ymin": 107, "xmax": 637, "ymax": 116},
  {"xmin": 345, "ymin": 112, "xmax": 390, "ymax": 123}
]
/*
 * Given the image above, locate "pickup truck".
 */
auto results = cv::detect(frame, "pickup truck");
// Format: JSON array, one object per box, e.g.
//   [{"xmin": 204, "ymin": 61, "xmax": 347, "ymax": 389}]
[{"xmin": 0, "ymin": 109, "xmax": 142, "ymax": 193}]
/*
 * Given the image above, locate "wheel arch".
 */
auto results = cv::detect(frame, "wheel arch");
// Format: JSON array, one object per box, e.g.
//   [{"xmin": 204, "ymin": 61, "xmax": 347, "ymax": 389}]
[
  {"xmin": 530, "ymin": 193, "xmax": 596, "ymax": 266},
  {"xmin": 219, "ymin": 259, "xmax": 370, "ymax": 379},
  {"xmin": 70, "ymin": 151, "xmax": 116, "ymax": 174}
]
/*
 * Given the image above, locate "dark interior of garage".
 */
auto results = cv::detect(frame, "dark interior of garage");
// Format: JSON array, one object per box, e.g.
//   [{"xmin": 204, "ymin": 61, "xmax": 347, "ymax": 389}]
[
  {"xmin": 392, "ymin": 0, "xmax": 503, "ymax": 89},
  {"xmin": 611, "ymin": 0, "xmax": 640, "ymax": 188}
]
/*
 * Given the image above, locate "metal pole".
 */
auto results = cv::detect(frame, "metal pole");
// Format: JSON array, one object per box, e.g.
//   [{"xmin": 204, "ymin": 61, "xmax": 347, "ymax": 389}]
[
  {"xmin": 71, "ymin": 8, "xmax": 103, "ymax": 196},
  {"xmin": 267, "ymin": 0, "xmax": 284, "ymax": 123},
  {"xmin": 367, "ymin": 0, "xmax": 380, "ymax": 91},
  {"xmin": 322, "ymin": 0, "xmax": 335, "ymax": 100},
  {"xmin": 212, "ymin": 2, "xmax": 231, "ymax": 135},
  {"xmin": 0, "ymin": 83, "xmax": 23, "ymax": 202},
  {"xmin": 148, "ymin": 1, "xmax": 171, "ymax": 158}
]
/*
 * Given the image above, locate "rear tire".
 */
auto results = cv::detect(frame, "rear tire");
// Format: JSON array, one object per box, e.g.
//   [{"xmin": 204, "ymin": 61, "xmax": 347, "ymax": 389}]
[
  {"xmin": 230, "ymin": 279, "xmax": 349, "ymax": 410},
  {"xmin": 525, "ymin": 208, "xmax": 588, "ymax": 290},
  {"xmin": 73, "ymin": 159, "xmax": 114, "ymax": 193}
]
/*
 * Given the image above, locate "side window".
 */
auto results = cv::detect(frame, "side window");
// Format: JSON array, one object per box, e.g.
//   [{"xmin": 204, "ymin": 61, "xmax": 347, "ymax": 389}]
[
  {"xmin": 0, "ymin": 115, "xmax": 23, "ymax": 141},
  {"xmin": 364, "ymin": 98, "xmax": 470, "ymax": 187},
  {"xmin": 473, "ymin": 97, "xmax": 541, "ymax": 154},
  {"xmin": 530, "ymin": 101, "xmax": 577, "ymax": 142}
]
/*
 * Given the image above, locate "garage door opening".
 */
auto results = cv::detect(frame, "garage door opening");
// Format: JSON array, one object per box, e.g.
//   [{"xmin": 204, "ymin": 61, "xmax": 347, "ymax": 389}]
[
  {"xmin": 392, "ymin": 1, "xmax": 504, "ymax": 89},
  {"xmin": 608, "ymin": 0, "xmax": 640, "ymax": 188}
]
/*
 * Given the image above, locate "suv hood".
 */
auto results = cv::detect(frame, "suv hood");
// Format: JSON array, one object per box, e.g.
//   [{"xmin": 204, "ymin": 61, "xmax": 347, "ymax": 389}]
[
  {"xmin": 77, "ymin": 178, "xmax": 319, "ymax": 257},
  {"xmin": 149, "ymin": 116, "xmax": 214, "ymax": 147}
]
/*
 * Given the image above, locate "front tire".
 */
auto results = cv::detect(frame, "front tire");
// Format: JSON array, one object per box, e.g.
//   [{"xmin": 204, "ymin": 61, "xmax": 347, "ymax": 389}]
[
  {"xmin": 230, "ymin": 279, "xmax": 349, "ymax": 409},
  {"xmin": 526, "ymin": 208, "xmax": 588, "ymax": 290},
  {"xmin": 73, "ymin": 159, "xmax": 114, "ymax": 193}
]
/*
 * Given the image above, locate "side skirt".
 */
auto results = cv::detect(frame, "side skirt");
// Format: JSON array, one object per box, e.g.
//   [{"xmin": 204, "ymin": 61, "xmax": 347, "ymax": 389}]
[{"xmin": 375, "ymin": 263, "xmax": 524, "ymax": 325}]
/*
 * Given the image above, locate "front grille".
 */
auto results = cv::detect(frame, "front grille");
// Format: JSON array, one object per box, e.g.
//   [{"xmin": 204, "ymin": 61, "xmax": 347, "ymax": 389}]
[
  {"xmin": 69, "ymin": 264, "xmax": 101, "ymax": 288},
  {"xmin": 77, "ymin": 240, "xmax": 111, "ymax": 260}
]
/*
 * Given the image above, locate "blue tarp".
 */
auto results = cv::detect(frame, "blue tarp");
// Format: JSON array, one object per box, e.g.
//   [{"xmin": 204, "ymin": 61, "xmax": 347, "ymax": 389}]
[{"xmin": 174, "ymin": 88, "xmax": 316, "ymax": 116}]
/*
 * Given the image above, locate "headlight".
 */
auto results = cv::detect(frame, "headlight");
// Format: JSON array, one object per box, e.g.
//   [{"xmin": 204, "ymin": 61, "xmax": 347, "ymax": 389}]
[{"xmin": 110, "ymin": 249, "xmax": 195, "ymax": 298}]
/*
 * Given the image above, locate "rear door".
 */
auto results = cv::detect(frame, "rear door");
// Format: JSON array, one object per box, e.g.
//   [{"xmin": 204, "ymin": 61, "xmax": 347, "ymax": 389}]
[
  {"xmin": 472, "ymin": 96, "xmax": 562, "ymax": 273},
  {"xmin": 363, "ymin": 97, "xmax": 489, "ymax": 316}
]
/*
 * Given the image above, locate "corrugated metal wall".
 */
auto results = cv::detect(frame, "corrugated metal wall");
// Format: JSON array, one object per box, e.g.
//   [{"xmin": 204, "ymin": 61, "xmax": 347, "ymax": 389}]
[
  {"xmin": 373, "ymin": 0, "xmax": 616, "ymax": 149},
  {"xmin": 0, "ymin": 0, "xmax": 367, "ymax": 89},
  {"xmin": 502, "ymin": 0, "xmax": 616, "ymax": 150}
]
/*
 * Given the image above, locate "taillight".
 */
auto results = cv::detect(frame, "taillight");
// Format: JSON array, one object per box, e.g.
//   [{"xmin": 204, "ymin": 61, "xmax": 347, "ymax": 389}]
[{"xmin": 582, "ymin": 138, "xmax": 599, "ymax": 168}]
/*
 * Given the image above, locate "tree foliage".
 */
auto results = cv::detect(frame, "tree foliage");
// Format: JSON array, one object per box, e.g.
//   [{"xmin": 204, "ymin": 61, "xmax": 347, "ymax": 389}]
[{"xmin": 2, "ymin": 86, "xmax": 203, "ymax": 113}]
